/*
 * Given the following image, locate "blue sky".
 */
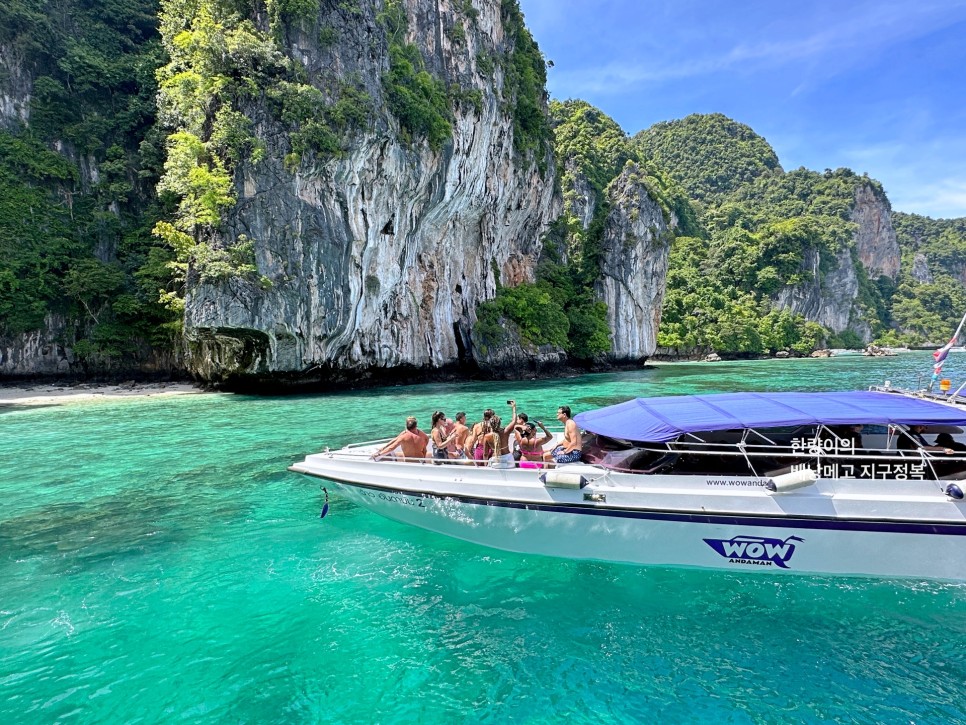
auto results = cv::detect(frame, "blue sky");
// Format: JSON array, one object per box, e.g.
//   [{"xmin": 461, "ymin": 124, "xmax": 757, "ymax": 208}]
[{"xmin": 518, "ymin": 0, "xmax": 966, "ymax": 219}]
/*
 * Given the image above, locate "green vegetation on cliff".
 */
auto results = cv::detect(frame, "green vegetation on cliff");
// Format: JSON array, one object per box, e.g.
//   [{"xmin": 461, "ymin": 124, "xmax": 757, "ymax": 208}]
[
  {"xmin": 379, "ymin": 0, "xmax": 452, "ymax": 149},
  {"xmin": 155, "ymin": 0, "xmax": 379, "ymax": 300},
  {"xmin": 500, "ymin": 0, "xmax": 553, "ymax": 173},
  {"xmin": 0, "ymin": 0, "xmax": 179, "ymax": 364},
  {"xmin": 636, "ymin": 113, "xmax": 782, "ymax": 205},
  {"xmin": 889, "ymin": 214, "xmax": 966, "ymax": 342},
  {"xmin": 637, "ymin": 114, "xmax": 900, "ymax": 354}
]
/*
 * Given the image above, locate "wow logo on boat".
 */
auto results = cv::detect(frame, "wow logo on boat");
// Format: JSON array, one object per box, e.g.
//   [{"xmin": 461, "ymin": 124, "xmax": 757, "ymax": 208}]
[{"xmin": 703, "ymin": 535, "xmax": 804, "ymax": 568}]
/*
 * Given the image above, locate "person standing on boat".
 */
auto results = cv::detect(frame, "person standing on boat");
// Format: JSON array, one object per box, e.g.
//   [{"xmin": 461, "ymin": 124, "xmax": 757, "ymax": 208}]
[
  {"xmin": 897, "ymin": 424, "xmax": 955, "ymax": 455},
  {"xmin": 510, "ymin": 410, "xmax": 529, "ymax": 460},
  {"xmin": 431, "ymin": 411, "xmax": 458, "ymax": 464},
  {"xmin": 448, "ymin": 412, "xmax": 471, "ymax": 461},
  {"xmin": 545, "ymin": 405, "xmax": 583, "ymax": 465},
  {"xmin": 372, "ymin": 417, "xmax": 430, "ymax": 461},
  {"xmin": 467, "ymin": 408, "xmax": 495, "ymax": 464},
  {"xmin": 488, "ymin": 402, "xmax": 521, "ymax": 469},
  {"xmin": 482, "ymin": 416, "xmax": 501, "ymax": 464}
]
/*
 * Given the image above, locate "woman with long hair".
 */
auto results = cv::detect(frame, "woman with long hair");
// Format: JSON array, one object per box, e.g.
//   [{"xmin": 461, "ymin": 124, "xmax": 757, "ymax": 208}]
[{"xmin": 430, "ymin": 411, "xmax": 456, "ymax": 464}]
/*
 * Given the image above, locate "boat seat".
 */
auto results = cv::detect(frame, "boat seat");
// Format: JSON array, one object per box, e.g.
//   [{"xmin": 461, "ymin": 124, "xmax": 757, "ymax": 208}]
[{"xmin": 639, "ymin": 452, "xmax": 679, "ymax": 474}]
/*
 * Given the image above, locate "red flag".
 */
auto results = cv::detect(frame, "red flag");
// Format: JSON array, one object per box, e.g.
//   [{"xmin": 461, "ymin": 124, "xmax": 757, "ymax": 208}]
[{"xmin": 934, "ymin": 337, "xmax": 957, "ymax": 364}]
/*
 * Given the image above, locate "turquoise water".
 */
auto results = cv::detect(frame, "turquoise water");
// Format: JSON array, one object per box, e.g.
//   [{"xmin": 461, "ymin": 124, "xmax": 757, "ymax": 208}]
[{"xmin": 3, "ymin": 354, "xmax": 966, "ymax": 723}]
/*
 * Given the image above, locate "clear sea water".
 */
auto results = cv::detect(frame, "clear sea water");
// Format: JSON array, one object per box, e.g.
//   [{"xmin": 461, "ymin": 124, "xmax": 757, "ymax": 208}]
[{"xmin": 3, "ymin": 354, "xmax": 966, "ymax": 724}]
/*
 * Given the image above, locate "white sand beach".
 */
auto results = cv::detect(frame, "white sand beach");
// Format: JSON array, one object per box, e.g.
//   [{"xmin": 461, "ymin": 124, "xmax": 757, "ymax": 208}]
[{"xmin": 0, "ymin": 381, "xmax": 206, "ymax": 406}]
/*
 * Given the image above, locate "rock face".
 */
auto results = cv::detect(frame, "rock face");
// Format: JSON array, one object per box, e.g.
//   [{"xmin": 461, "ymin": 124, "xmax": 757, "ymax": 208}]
[
  {"xmin": 470, "ymin": 322, "xmax": 567, "ymax": 374},
  {"xmin": 776, "ymin": 246, "xmax": 870, "ymax": 339},
  {"xmin": 911, "ymin": 253, "xmax": 934, "ymax": 284},
  {"xmin": 182, "ymin": 0, "xmax": 559, "ymax": 384},
  {"xmin": 563, "ymin": 159, "xmax": 597, "ymax": 240},
  {"xmin": 0, "ymin": 42, "xmax": 31, "ymax": 129},
  {"xmin": 594, "ymin": 163, "xmax": 672, "ymax": 360},
  {"xmin": 0, "ymin": 315, "xmax": 181, "ymax": 378},
  {"xmin": 774, "ymin": 183, "xmax": 896, "ymax": 342},
  {"xmin": 0, "ymin": 317, "xmax": 74, "ymax": 376},
  {"xmin": 851, "ymin": 184, "xmax": 900, "ymax": 279}
]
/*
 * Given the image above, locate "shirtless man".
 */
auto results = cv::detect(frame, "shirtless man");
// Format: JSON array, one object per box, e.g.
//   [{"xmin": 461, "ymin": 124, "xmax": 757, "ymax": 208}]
[
  {"xmin": 545, "ymin": 405, "xmax": 582, "ymax": 465},
  {"xmin": 448, "ymin": 412, "xmax": 471, "ymax": 460},
  {"xmin": 372, "ymin": 417, "xmax": 429, "ymax": 460}
]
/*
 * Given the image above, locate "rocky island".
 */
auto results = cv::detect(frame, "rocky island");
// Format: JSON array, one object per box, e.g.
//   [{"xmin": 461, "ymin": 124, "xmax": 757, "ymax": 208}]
[{"xmin": 1, "ymin": 0, "xmax": 964, "ymax": 389}]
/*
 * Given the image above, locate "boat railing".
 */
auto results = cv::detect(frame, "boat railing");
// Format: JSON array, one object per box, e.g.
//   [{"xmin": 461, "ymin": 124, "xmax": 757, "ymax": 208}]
[
  {"xmin": 870, "ymin": 382, "xmax": 966, "ymax": 405},
  {"xmin": 320, "ymin": 429, "xmax": 966, "ymax": 481}
]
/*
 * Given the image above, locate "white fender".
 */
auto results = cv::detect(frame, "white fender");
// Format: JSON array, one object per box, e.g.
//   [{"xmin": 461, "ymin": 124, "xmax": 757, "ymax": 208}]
[{"xmin": 766, "ymin": 468, "xmax": 818, "ymax": 493}]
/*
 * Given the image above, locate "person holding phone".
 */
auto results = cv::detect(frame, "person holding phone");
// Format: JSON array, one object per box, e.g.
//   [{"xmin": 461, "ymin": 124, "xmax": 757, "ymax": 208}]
[{"xmin": 488, "ymin": 401, "xmax": 520, "ymax": 468}]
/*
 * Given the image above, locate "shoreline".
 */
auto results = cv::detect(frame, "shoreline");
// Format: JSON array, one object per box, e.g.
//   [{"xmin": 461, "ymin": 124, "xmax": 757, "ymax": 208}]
[
  {"xmin": 0, "ymin": 349, "xmax": 926, "ymax": 406},
  {"xmin": 0, "ymin": 381, "xmax": 207, "ymax": 406}
]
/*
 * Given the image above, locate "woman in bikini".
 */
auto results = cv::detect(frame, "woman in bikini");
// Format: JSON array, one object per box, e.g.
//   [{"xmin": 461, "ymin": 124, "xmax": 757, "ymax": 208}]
[
  {"xmin": 482, "ymin": 416, "xmax": 502, "ymax": 465},
  {"xmin": 430, "ymin": 411, "xmax": 457, "ymax": 464},
  {"xmin": 518, "ymin": 420, "xmax": 553, "ymax": 468},
  {"xmin": 467, "ymin": 408, "xmax": 494, "ymax": 465}
]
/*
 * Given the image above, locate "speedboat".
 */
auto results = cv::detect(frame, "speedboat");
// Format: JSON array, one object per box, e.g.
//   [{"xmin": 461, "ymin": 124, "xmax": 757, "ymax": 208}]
[{"xmin": 289, "ymin": 391, "xmax": 966, "ymax": 580}]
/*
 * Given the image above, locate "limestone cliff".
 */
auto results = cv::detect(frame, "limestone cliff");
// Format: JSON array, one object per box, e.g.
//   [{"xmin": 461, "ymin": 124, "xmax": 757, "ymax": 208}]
[
  {"xmin": 595, "ymin": 164, "xmax": 672, "ymax": 360},
  {"xmin": 775, "ymin": 246, "xmax": 871, "ymax": 340},
  {"xmin": 774, "ymin": 182, "xmax": 896, "ymax": 341},
  {"xmin": 180, "ymin": 0, "xmax": 559, "ymax": 384},
  {"xmin": 0, "ymin": 316, "xmax": 73, "ymax": 376},
  {"xmin": 0, "ymin": 0, "xmax": 179, "ymax": 380},
  {"xmin": 0, "ymin": 314, "xmax": 181, "ymax": 377},
  {"xmin": 911, "ymin": 253, "xmax": 933, "ymax": 284},
  {"xmin": 548, "ymin": 100, "xmax": 677, "ymax": 363},
  {"xmin": 850, "ymin": 183, "xmax": 900, "ymax": 279},
  {"xmin": 0, "ymin": 42, "xmax": 31, "ymax": 130}
]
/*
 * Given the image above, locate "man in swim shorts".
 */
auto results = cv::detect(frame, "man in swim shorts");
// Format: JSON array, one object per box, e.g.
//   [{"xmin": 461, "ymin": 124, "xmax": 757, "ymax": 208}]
[{"xmin": 545, "ymin": 405, "xmax": 582, "ymax": 465}]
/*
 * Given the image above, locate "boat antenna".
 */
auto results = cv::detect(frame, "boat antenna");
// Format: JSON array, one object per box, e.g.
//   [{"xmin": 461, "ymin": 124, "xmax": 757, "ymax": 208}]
[{"xmin": 927, "ymin": 310, "xmax": 966, "ymax": 392}]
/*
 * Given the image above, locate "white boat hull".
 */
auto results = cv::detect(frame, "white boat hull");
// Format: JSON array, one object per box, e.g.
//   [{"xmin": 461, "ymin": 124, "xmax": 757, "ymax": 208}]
[{"xmin": 291, "ymin": 449, "xmax": 966, "ymax": 581}]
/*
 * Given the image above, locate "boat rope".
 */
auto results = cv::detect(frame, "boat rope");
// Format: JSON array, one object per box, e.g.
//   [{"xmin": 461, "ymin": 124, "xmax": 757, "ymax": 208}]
[{"xmin": 320, "ymin": 486, "xmax": 330, "ymax": 519}]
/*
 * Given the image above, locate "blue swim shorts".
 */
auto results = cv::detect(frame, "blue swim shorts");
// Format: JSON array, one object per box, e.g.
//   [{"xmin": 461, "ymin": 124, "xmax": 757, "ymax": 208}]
[{"xmin": 551, "ymin": 446, "xmax": 582, "ymax": 464}]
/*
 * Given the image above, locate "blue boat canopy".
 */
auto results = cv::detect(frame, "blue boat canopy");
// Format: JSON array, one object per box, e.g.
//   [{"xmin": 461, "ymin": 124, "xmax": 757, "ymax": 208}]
[{"xmin": 573, "ymin": 391, "xmax": 966, "ymax": 443}]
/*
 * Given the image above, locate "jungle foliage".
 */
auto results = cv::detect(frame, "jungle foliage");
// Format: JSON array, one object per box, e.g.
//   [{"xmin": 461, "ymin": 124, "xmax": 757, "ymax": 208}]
[
  {"xmin": 889, "ymin": 214, "xmax": 966, "ymax": 343},
  {"xmin": 637, "ymin": 114, "xmax": 910, "ymax": 354},
  {"xmin": 0, "ymin": 0, "xmax": 179, "ymax": 364},
  {"xmin": 636, "ymin": 113, "xmax": 783, "ymax": 205}
]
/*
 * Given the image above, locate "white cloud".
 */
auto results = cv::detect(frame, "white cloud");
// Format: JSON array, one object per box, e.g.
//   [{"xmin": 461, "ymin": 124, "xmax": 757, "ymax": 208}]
[
  {"xmin": 890, "ymin": 179, "xmax": 966, "ymax": 220},
  {"xmin": 839, "ymin": 140, "xmax": 966, "ymax": 218}
]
